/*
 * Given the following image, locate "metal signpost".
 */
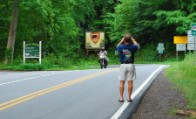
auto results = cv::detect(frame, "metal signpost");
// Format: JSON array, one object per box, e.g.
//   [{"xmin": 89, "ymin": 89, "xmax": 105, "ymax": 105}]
[
  {"xmin": 187, "ymin": 30, "xmax": 196, "ymax": 60},
  {"xmin": 157, "ymin": 43, "xmax": 165, "ymax": 62},
  {"xmin": 173, "ymin": 36, "xmax": 187, "ymax": 61},
  {"xmin": 191, "ymin": 23, "xmax": 196, "ymax": 65},
  {"xmin": 187, "ymin": 30, "xmax": 194, "ymax": 49},
  {"xmin": 23, "ymin": 41, "xmax": 42, "ymax": 64},
  {"xmin": 176, "ymin": 44, "xmax": 186, "ymax": 61}
]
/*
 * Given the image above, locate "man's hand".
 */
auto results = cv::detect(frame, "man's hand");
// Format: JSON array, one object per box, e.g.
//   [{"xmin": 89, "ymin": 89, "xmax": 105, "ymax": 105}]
[
  {"xmin": 131, "ymin": 37, "xmax": 138, "ymax": 45},
  {"xmin": 117, "ymin": 37, "xmax": 125, "ymax": 46}
]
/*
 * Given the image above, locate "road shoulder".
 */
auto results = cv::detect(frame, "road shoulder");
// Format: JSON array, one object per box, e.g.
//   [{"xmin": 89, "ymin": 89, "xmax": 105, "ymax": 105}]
[{"xmin": 131, "ymin": 70, "xmax": 187, "ymax": 119}]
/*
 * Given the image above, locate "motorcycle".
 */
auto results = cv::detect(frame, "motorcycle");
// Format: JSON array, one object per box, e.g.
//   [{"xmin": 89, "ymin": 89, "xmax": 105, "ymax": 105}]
[{"xmin": 99, "ymin": 53, "xmax": 108, "ymax": 69}]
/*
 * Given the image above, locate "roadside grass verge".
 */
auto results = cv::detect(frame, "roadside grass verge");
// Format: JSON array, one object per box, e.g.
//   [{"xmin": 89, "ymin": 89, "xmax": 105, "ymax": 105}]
[
  {"xmin": 166, "ymin": 53, "xmax": 196, "ymax": 110},
  {"xmin": 0, "ymin": 54, "xmax": 102, "ymax": 71}
]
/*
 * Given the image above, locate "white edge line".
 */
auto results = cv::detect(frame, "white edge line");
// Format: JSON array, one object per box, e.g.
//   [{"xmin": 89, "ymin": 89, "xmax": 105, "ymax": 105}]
[{"xmin": 110, "ymin": 65, "xmax": 165, "ymax": 119}]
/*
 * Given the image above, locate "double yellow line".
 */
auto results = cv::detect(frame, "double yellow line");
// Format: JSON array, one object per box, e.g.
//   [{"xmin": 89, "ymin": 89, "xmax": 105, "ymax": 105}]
[{"xmin": 0, "ymin": 69, "xmax": 116, "ymax": 111}]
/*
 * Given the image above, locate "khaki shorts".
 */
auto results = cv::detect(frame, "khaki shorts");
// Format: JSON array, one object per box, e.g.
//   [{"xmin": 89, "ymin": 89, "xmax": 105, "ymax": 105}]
[{"xmin": 119, "ymin": 64, "xmax": 136, "ymax": 81}]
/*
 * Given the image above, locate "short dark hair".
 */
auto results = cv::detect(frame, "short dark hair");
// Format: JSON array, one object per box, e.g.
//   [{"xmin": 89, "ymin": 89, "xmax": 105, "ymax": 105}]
[{"xmin": 124, "ymin": 34, "xmax": 132, "ymax": 43}]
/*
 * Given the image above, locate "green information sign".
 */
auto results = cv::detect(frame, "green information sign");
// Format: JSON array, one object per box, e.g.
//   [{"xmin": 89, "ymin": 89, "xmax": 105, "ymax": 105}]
[
  {"xmin": 25, "ymin": 44, "xmax": 39, "ymax": 57},
  {"xmin": 191, "ymin": 23, "xmax": 196, "ymax": 36},
  {"xmin": 23, "ymin": 41, "xmax": 42, "ymax": 64}
]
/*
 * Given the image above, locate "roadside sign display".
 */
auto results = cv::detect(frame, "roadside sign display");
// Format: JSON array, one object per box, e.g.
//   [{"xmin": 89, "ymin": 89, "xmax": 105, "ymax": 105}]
[
  {"xmin": 176, "ymin": 44, "xmax": 186, "ymax": 51},
  {"xmin": 187, "ymin": 24, "xmax": 196, "ymax": 65},
  {"xmin": 157, "ymin": 43, "xmax": 165, "ymax": 54},
  {"xmin": 158, "ymin": 43, "xmax": 164, "ymax": 47},
  {"xmin": 25, "ymin": 44, "xmax": 39, "ymax": 58},
  {"xmin": 85, "ymin": 32, "xmax": 105, "ymax": 49},
  {"xmin": 23, "ymin": 41, "xmax": 42, "ymax": 64},
  {"xmin": 187, "ymin": 44, "xmax": 196, "ymax": 50},
  {"xmin": 187, "ymin": 30, "xmax": 196, "ymax": 50},
  {"xmin": 174, "ymin": 36, "xmax": 188, "ymax": 44},
  {"xmin": 157, "ymin": 43, "xmax": 165, "ymax": 62},
  {"xmin": 191, "ymin": 23, "xmax": 196, "ymax": 36},
  {"xmin": 187, "ymin": 26, "xmax": 196, "ymax": 65},
  {"xmin": 188, "ymin": 35, "xmax": 194, "ymax": 43},
  {"xmin": 187, "ymin": 30, "xmax": 191, "ymax": 35}
]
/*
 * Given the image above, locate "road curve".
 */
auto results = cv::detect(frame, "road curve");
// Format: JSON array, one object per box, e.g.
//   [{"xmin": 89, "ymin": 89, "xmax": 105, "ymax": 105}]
[{"xmin": 0, "ymin": 64, "xmax": 167, "ymax": 119}]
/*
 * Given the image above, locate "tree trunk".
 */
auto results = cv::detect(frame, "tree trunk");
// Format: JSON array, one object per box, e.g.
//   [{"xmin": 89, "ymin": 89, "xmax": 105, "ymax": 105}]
[{"xmin": 4, "ymin": 0, "xmax": 19, "ymax": 64}]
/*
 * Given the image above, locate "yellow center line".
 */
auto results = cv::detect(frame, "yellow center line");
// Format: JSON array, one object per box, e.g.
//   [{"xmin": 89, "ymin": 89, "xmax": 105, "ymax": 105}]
[{"xmin": 0, "ymin": 69, "xmax": 117, "ymax": 111}]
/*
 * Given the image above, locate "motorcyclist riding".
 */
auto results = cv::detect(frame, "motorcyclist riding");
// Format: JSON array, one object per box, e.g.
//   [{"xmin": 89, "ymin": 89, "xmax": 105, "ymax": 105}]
[{"xmin": 98, "ymin": 48, "xmax": 108, "ymax": 68}]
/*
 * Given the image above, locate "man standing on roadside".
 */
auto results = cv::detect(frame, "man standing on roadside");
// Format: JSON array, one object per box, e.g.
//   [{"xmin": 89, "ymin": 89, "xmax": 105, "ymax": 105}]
[{"xmin": 115, "ymin": 34, "xmax": 139, "ymax": 102}]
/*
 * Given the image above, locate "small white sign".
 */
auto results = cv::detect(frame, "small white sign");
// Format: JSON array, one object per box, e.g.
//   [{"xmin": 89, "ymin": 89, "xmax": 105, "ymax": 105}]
[
  {"xmin": 176, "ymin": 44, "xmax": 186, "ymax": 51},
  {"xmin": 188, "ymin": 35, "xmax": 194, "ymax": 43},
  {"xmin": 187, "ymin": 30, "xmax": 192, "ymax": 35},
  {"xmin": 187, "ymin": 44, "xmax": 196, "ymax": 50},
  {"xmin": 157, "ymin": 43, "xmax": 165, "ymax": 54},
  {"xmin": 158, "ymin": 43, "xmax": 164, "ymax": 47}
]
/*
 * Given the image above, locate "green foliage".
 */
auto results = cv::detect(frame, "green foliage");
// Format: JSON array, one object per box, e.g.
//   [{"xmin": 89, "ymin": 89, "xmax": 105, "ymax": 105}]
[
  {"xmin": 108, "ymin": 0, "xmax": 196, "ymax": 47},
  {"xmin": 0, "ymin": 0, "xmax": 195, "ymax": 65},
  {"xmin": 6, "ymin": 48, "xmax": 12, "ymax": 60},
  {"xmin": 0, "ymin": 63, "xmax": 45, "ymax": 71},
  {"xmin": 135, "ymin": 45, "xmax": 158, "ymax": 62},
  {"xmin": 166, "ymin": 53, "xmax": 196, "ymax": 109},
  {"xmin": 0, "ymin": 0, "xmax": 11, "ymax": 61},
  {"xmin": 154, "ymin": 10, "xmax": 194, "ymax": 33},
  {"xmin": 42, "ymin": 53, "xmax": 73, "ymax": 69},
  {"xmin": 18, "ymin": 64, "xmax": 46, "ymax": 71}
]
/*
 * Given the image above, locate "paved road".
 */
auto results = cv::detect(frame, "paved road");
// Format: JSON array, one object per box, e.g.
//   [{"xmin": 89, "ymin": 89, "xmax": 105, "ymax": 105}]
[{"xmin": 0, "ymin": 64, "xmax": 166, "ymax": 119}]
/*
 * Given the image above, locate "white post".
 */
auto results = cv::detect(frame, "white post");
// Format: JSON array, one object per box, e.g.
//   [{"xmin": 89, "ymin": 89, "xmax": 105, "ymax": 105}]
[
  {"xmin": 39, "ymin": 41, "xmax": 42, "ymax": 64},
  {"xmin": 23, "ymin": 41, "xmax": 25, "ymax": 64}
]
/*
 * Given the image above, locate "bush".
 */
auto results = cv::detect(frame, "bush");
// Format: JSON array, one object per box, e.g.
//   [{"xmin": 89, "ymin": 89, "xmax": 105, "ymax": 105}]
[
  {"xmin": 18, "ymin": 64, "xmax": 46, "ymax": 71},
  {"xmin": 166, "ymin": 53, "xmax": 196, "ymax": 109}
]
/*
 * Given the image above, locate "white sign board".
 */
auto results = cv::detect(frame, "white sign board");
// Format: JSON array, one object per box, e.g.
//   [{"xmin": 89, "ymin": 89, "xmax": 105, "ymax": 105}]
[
  {"xmin": 187, "ymin": 30, "xmax": 196, "ymax": 51},
  {"xmin": 85, "ymin": 32, "xmax": 105, "ymax": 49},
  {"xmin": 187, "ymin": 44, "xmax": 196, "ymax": 50},
  {"xmin": 188, "ymin": 30, "xmax": 191, "ymax": 35},
  {"xmin": 23, "ymin": 41, "xmax": 42, "ymax": 64},
  {"xmin": 158, "ymin": 43, "xmax": 164, "ymax": 47},
  {"xmin": 188, "ymin": 35, "xmax": 194, "ymax": 43},
  {"xmin": 176, "ymin": 44, "xmax": 186, "ymax": 51},
  {"xmin": 157, "ymin": 43, "xmax": 165, "ymax": 54},
  {"xmin": 188, "ymin": 30, "xmax": 194, "ymax": 43}
]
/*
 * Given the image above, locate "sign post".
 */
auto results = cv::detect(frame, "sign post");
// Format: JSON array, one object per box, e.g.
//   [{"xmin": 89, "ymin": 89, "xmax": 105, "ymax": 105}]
[
  {"xmin": 187, "ymin": 30, "xmax": 195, "ymax": 60},
  {"xmin": 173, "ymin": 36, "xmax": 187, "ymax": 61},
  {"xmin": 23, "ymin": 41, "xmax": 42, "ymax": 64},
  {"xmin": 176, "ymin": 44, "xmax": 186, "ymax": 61},
  {"xmin": 85, "ymin": 32, "xmax": 105, "ymax": 56},
  {"xmin": 157, "ymin": 43, "xmax": 165, "ymax": 62},
  {"xmin": 191, "ymin": 23, "xmax": 196, "ymax": 65}
]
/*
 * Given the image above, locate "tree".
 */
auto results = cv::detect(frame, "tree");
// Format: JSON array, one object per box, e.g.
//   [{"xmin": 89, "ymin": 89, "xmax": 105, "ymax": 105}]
[
  {"xmin": 4, "ymin": 0, "xmax": 19, "ymax": 64},
  {"xmin": 109, "ymin": 0, "xmax": 196, "ymax": 45}
]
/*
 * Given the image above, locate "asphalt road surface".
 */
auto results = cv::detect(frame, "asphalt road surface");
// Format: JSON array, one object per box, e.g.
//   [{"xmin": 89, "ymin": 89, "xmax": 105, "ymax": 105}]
[{"xmin": 0, "ymin": 64, "xmax": 166, "ymax": 119}]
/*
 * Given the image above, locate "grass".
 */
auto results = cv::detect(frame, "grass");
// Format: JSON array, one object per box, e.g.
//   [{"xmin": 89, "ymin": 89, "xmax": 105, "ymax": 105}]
[
  {"xmin": 165, "ymin": 53, "xmax": 196, "ymax": 110},
  {"xmin": 0, "ymin": 54, "xmax": 102, "ymax": 71}
]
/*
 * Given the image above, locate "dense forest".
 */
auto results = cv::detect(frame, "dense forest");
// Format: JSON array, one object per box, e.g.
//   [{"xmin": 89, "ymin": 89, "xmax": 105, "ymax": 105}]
[{"xmin": 0, "ymin": 0, "xmax": 195, "ymax": 65}]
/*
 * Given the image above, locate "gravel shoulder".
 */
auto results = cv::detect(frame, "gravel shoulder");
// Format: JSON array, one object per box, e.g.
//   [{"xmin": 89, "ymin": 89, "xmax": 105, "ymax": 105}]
[{"xmin": 131, "ymin": 70, "xmax": 187, "ymax": 119}]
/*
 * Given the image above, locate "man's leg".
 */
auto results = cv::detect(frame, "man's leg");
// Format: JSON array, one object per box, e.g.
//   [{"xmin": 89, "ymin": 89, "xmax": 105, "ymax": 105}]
[
  {"xmin": 128, "ymin": 80, "xmax": 133, "ymax": 101},
  {"xmin": 119, "ymin": 80, "xmax": 125, "ymax": 101}
]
